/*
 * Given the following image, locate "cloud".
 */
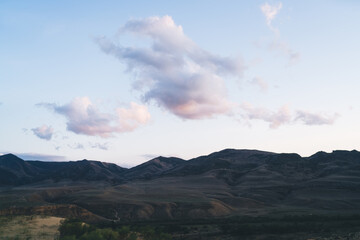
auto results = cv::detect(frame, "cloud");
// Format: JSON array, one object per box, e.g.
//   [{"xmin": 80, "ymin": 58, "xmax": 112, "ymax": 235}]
[
  {"xmin": 89, "ymin": 142, "xmax": 109, "ymax": 150},
  {"xmin": 38, "ymin": 97, "xmax": 150, "ymax": 138},
  {"xmin": 241, "ymin": 103, "xmax": 338, "ymax": 128},
  {"xmin": 241, "ymin": 103, "xmax": 291, "ymax": 128},
  {"xmin": 96, "ymin": 15, "xmax": 244, "ymax": 119},
  {"xmin": 31, "ymin": 125, "xmax": 54, "ymax": 140},
  {"xmin": 260, "ymin": 2, "xmax": 282, "ymax": 32},
  {"xmin": 260, "ymin": 2, "xmax": 300, "ymax": 64},
  {"xmin": 251, "ymin": 77, "xmax": 268, "ymax": 92},
  {"xmin": 295, "ymin": 111, "xmax": 339, "ymax": 125},
  {"xmin": 141, "ymin": 154, "xmax": 159, "ymax": 160},
  {"xmin": 269, "ymin": 40, "xmax": 300, "ymax": 65},
  {"xmin": 68, "ymin": 143, "xmax": 85, "ymax": 150},
  {"xmin": 16, "ymin": 153, "xmax": 66, "ymax": 161}
]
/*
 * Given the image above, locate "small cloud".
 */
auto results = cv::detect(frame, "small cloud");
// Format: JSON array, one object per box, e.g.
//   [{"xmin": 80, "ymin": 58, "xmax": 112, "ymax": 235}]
[
  {"xmin": 250, "ymin": 77, "xmax": 268, "ymax": 92},
  {"xmin": 89, "ymin": 142, "xmax": 109, "ymax": 150},
  {"xmin": 241, "ymin": 103, "xmax": 291, "ymax": 128},
  {"xmin": 31, "ymin": 125, "xmax": 54, "ymax": 141},
  {"xmin": 269, "ymin": 40, "xmax": 300, "ymax": 65},
  {"xmin": 240, "ymin": 103, "xmax": 339, "ymax": 128},
  {"xmin": 68, "ymin": 143, "xmax": 85, "ymax": 150},
  {"xmin": 38, "ymin": 97, "xmax": 150, "ymax": 138},
  {"xmin": 141, "ymin": 154, "xmax": 159, "ymax": 160},
  {"xmin": 295, "ymin": 111, "xmax": 339, "ymax": 125},
  {"xmin": 260, "ymin": 2, "xmax": 282, "ymax": 32},
  {"xmin": 96, "ymin": 15, "xmax": 244, "ymax": 119},
  {"xmin": 17, "ymin": 153, "xmax": 66, "ymax": 161},
  {"xmin": 260, "ymin": 2, "xmax": 300, "ymax": 65}
]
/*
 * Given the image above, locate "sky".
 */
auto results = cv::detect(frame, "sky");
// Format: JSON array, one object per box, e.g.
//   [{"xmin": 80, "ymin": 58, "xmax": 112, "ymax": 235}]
[{"xmin": 1, "ymin": 0, "xmax": 360, "ymax": 167}]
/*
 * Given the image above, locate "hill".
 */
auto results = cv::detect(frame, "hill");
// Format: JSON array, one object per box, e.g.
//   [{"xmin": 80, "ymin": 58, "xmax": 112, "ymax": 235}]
[{"xmin": 1, "ymin": 149, "xmax": 360, "ymax": 223}]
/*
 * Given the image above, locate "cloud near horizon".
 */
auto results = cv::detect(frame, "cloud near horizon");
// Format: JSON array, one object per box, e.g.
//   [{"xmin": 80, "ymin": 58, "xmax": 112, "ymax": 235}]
[
  {"xmin": 241, "ymin": 103, "xmax": 339, "ymax": 128},
  {"xmin": 38, "ymin": 97, "xmax": 150, "ymax": 138},
  {"xmin": 17, "ymin": 153, "xmax": 66, "ymax": 161},
  {"xmin": 295, "ymin": 110, "xmax": 339, "ymax": 125},
  {"xmin": 32, "ymin": 125, "xmax": 54, "ymax": 140},
  {"xmin": 96, "ymin": 15, "xmax": 244, "ymax": 119}
]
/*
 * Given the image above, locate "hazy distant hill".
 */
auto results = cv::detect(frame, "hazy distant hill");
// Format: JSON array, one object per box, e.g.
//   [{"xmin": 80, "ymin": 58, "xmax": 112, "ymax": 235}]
[
  {"xmin": 0, "ymin": 154, "xmax": 126, "ymax": 185},
  {"xmin": 2, "ymin": 149, "xmax": 360, "ymax": 222}
]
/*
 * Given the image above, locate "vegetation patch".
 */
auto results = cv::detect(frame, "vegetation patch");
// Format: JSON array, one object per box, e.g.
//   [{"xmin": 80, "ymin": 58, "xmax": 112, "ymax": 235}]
[{"xmin": 0, "ymin": 215, "xmax": 63, "ymax": 240}]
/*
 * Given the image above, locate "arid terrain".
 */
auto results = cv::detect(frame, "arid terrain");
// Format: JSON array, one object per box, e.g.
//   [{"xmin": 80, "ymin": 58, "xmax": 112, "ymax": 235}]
[{"xmin": 2, "ymin": 149, "xmax": 360, "ymax": 238}]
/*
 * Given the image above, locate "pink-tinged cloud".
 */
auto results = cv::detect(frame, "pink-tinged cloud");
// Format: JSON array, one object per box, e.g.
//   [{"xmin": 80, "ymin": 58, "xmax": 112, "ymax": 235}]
[
  {"xmin": 241, "ymin": 103, "xmax": 291, "ymax": 128},
  {"xmin": 31, "ymin": 125, "xmax": 54, "ymax": 140},
  {"xmin": 96, "ymin": 15, "xmax": 243, "ymax": 119},
  {"xmin": 260, "ymin": 2, "xmax": 282, "ymax": 32},
  {"xmin": 39, "ymin": 97, "xmax": 150, "ymax": 138},
  {"xmin": 295, "ymin": 111, "xmax": 339, "ymax": 125}
]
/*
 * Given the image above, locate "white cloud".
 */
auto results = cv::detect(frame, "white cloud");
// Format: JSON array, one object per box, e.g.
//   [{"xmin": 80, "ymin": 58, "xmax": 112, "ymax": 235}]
[
  {"xmin": 295, "ymin": 111, "xmax": 339, "ymax": 125},
  {"xmin": 260, "ymin": 2, "xmax": 300, "ymax": 64},
  {"xmin": 39, "ymin": 97, "xmax": 150, "ymax": 138},
  {"xmin": 241, "ymin": 103, "xmax": 291, "ymax": 128},
  {"xmin": 89, "ymin": 142, "xmax": 109, "ymax": 150},
  {"xmin": 117, "ymin": 102, "xmax": 151, "ymax": 131},
  {"xmin": 241, "ymin": 103, "xmax": 338, "ymax": 128},
  {"xmin": 32, "ymin": 125, "xmax": 54, "ymax": 141},
  {"xmin": 260, "ymin": 2, "xmax": 282, "ymax": 32},
  {"xmin": 96, "ymin": 15, "xmax": 244, "ymax": 119}
]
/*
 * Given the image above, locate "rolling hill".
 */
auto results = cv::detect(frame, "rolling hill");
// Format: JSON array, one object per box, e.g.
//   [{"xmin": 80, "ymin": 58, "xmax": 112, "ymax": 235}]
[{"xmin": 1, "ymin": 149, "xmax": 360, "ymax": 223}]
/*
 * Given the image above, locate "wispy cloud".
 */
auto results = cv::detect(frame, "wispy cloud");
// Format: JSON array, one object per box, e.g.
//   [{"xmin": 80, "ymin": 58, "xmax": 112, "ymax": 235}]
[
  {"xmin": 96, "ymin": 15, "xmax": 244, "ymax": 119},
  {"xmin": 16, "ymin": 153, "xmax": 66, "ymax": 161},
  {"xmin": 31, "ymin": 125, "xmax": 54, "ymax": 141},
  {"xmin": 241, "ymin": 103, "xmax": 339, "ymax": 128},
  {"xmin": 260, "ymin": 2, "xmax": 282, "ymax": 33},
  {"xmin": 295, "ymin": 111, "xmax": 339, "ymax": 125},
  {"xmin": 89, "ymin": 142, "xmax": 109, "ymax": 150},
  {"xmin": 68, "ymin": 143, "xmax": 85, "ymax": 150},
  {"xmin": 241, "ymin": 103, "xmax": 291, "ymax": 128},
  {"xmin": 260, "ymin": 2, "xmax": 300, "ymax": 64},
  {"xmin": 250, "ymin": 77, "xmax": 268, "ymax": 92},
  {"xmin": 269, "ymin": 40, "xmax": 300, "ymax": 65},
  {"xmin": 38, "ymin": 97, "xmax": 150, "ymax": 138}
]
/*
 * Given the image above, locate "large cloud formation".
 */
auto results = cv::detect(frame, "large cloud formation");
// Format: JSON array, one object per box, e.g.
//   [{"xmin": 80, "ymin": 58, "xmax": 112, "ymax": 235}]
[
  {"xmin": 96, "ymin": 16, "xmax": 244, "ymax": 119},
  {"xmin": 39, "ymin": 97, "xmax": 150, "ymax": 138}
]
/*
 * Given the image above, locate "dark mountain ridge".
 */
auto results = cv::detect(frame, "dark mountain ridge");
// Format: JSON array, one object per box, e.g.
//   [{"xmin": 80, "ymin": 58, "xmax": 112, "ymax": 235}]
[
  {"xmin": 1, "ymin": 149, "xmax": 360, "ymax": 186},
  {"xmin": 2, "ymin": 149, "xmax": 360, "ymax": 223}
]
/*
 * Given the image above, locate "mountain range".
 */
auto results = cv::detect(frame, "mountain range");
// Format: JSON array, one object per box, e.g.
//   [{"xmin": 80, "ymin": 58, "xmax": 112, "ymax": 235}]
[{"xmin": 1, "ymin": 149, "xmax": 360, "ymax": 222}]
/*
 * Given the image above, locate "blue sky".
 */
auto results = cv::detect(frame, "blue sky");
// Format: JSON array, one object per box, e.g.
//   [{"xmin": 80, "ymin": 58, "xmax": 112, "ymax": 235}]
[{"xmin": 1, "ymin": 1, "xmax": 360, "ymax": 166}]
